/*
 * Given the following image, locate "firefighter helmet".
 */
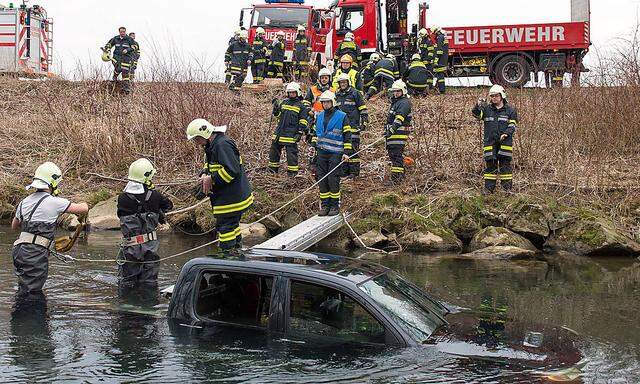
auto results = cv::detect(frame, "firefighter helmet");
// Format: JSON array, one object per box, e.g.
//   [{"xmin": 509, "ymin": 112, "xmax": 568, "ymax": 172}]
[
  {"xmin": 336, "ymin": 73, "xmax": 351, "ymax": 84},
  {"xmin": 318, "ymin": 90, "xmax": 336, "ymax": 105},
  {"xmin": 297, "ymin": 25, "xmax": 305, "ymax": 32},
  {"xmin": 27, "ymin": 162, "xmax": 62, "ymax": 191},
  {"xmin": 234, "ymin": 29, "xmax": 241, "ymax": 37},
  {"xmin": 386, "ymin": 53, "xmax": 395, "ymax": 60},
  {"xmin": 344, "ymin": 32, "xmax": 355, "ymax": 42},
  {"xmin": 276, "ymin": 30, "xmax": 285, "ymax": 38},
  {"xmin": 370, "ymin": 53, "xmax": 381, "ymax": 62},
  {"xmin": 101, "ymin": 50, "xmax": 111, "ymax": 62},
  {"xmin": 128, "ymin": 158, "xmax": 156, "ymax": 185},
  {"xmin": 418, "ymin": 28, "xmax": 428, "ymax": 37},
  {"xmin": 239, "ymin": 30, "xmax": 248, "ymax": 40},
  {"xmin": 340, "ymin": 55, "xmax": 353, "ymax": 64},
  {"xmin": 285, "ymin": 82, "xmax": 303, "ymax": 97},
  {"xmin": 186, "ymin": 119, "xmax": 227, "ymax": 140},
  {"xmin": 390, "ymin": 80, "xmax": 408, "ymax": 96},
  {"xmin": 256, "ymin": 27, "xmax": 265, "ymax": 35},
  {"xmin": 489, "ymin": 84, "xmax": 507, "ymax": 99},
  {"xmin": 318, "ymin": 67, "xmax": 332, "ymax": 79},
  {"xmin": 411, "ymin": 53, "xmax": 421, "ymax": 61},
  {"xmin": 431, "ymin": 26, "xmax": 441, "ymax": 33}
]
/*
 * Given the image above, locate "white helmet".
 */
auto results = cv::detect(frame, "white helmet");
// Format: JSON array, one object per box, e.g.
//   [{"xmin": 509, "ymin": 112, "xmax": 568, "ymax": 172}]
[
  {"xmin": 489, "ymin": 84, "xmax": 507, "ymax": 99},
  {"xmin": 297, "ymin": 25, "xmax": 305, "ymax": 32},
  {"xmin": 186, "ymin": 118, "xmax": 227, "ymax": 140},
  {"xmin": 128, "ymin": 158, "xmax": 156, "ymax": 185},
  {"xmin": 256, "ymin": 27, "xmax": 265, "ymax": 35},
  {"xmin": 234, "ymin": 29, "xmax": 241, "ymax": 37},
  {"xmin": 370, "ymin": 53, "xmax": 381, "ymax": 62},
  {"xmin": 390, "ymin": 79, "xmax": 408, "ymax": 96},
  {"xmin": 411, "ymin": 53, "xmax": 421, "ymax": 61},
  {"xmin": 239, "ymin": 30, "xmax": 248, "ymax": 40},
  {"xmin": 276, "ymin": 30, "xmax": 285, "ymax": 38},
  {"xmin": 336, "ymin": 72, "xmax": 351, "ymax": 85},
  {"xmin": 344, "ymin": 32, "xmax": 355, "ymax": 42},
  {"xmin": 318, "ymin": 67, "xmax": 332, "ymax": 78},
  {"xmin": 318, "ymin": 90, "xmax": 336, "ymax": 105},
  {"xmin": 418, "ymin": 28, "xmax": 428, "ymax": 37},
  {"xmin": 27, "ymin": 162, "xmax": 62, "ymax": 191},
  {"xmin": 431, "ymin": 26, "xmax": 441, "ymax": 33},
  {"xmin": 285, "ymin": 82, "xmax": 303, "ymax": 97}
]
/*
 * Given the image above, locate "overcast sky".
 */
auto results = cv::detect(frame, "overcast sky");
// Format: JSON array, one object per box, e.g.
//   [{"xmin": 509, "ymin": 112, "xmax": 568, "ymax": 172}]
[{"xmin": 35, "ymin": 0, "xmax": 640, "ymax": 80}]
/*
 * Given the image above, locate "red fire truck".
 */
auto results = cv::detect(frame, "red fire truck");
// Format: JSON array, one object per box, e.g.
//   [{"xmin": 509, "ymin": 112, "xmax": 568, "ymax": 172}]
[{"xmin": 0, "ymin": 2, "xmax": 53, "ymax": 76}]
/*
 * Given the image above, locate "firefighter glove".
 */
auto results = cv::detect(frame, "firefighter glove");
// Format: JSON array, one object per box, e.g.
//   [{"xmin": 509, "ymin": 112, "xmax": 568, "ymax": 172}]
[{"xmin": 361, "ymin": 114, "xmax": 369, "ymax": 128}]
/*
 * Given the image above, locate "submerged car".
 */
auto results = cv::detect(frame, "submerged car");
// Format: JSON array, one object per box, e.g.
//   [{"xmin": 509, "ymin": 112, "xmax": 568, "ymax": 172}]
[{"xmin": 166, "ymin": 249, "xmax": 584, "ymax": 376}]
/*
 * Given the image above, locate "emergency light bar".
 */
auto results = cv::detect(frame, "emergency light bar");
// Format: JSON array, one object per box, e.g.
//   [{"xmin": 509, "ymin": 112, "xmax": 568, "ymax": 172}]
[{"xmin": 264, "ymin": 0, "xmax": 305, "ymax": 4}]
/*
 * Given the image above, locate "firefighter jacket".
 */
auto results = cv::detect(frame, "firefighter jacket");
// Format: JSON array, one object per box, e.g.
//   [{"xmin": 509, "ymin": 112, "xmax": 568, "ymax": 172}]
[
  {"xmin": 105, "ymin": 35, "xmax": 137, "ymax": 60},
  {"xmin": 273, "ymin": 97, "xmax": 310, "ymax": 145},
  {"xmin": 334, "ymin": 41, "xmax": 362, "ymax": 66},
  {"xmin": 225, "ymin": 39, "xmax": 252, "ymax": 72},
  {"xmin": 385, "ymin": 95, "xmax": 412, "ymax": 147},
  {"xmin": 203, "ymin": 134, "xmax": 254, "ymax": 217},
  {"xmin": 434, "ymin": 32, "xmax": 449, "ymax": 68},
  {"xmin": 418, "ymin": 36, "xmax": 434, "ymax": 66},
  {"xmin": 335, "ymin": 86, "xmax": 369, "ymax": 133},
  {"xmin": 472, "ymin": 101, "xmax": 518, "ymax": 160},
  {"xmin": 311, "ymin": 107, "xmax": 353, "ymax": 154},
  {"xmin": 404, "ymin": 61, "xmax": 429, "ymax": 89},
  {"xmin": 374, "ymin": 58, "xmax": 400, "ymax": 80},
  {"xmin": 270, "ymin": 40, "xmax": 286, "ymax": 64},
  {"xmin": 332, "ymin": 68, "xmax": 363, "ymax": 92},
  {"xmin": 252, "ymin": 36, "xmax": 268, "ymax": 64},
  {"xmin": 130, "ymin": 39, "xmax": 140, "ymax": 65},
  {"xmin": 304, "ymin": 84, "xmax": 335, "ymax": 114},
  {"xmin": 361, "ymin": 61, "xmax": 376, "ymax": 90},
  {"xmin": 294, "ymin": 33, "xmax": 310, "ymax": 62}
]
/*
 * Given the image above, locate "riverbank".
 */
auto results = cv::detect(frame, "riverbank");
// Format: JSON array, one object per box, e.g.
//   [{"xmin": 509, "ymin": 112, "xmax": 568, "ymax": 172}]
[{"xmin": 0, "ymin": 78, "xmax": 639, "ymax": 259}]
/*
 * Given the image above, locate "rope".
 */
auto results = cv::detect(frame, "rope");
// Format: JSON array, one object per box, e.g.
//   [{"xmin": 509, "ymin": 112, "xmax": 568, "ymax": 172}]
[{"xmin": 60, "ymin": 136, "xmax": 388, "ymax": 265}]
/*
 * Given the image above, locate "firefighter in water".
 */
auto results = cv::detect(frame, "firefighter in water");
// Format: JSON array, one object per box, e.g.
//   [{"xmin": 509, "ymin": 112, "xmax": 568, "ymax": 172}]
[
  {"xmin": 310, "ymin": 91, "xmax": 352, "ymax": 216},
  {"xmin": 128, "ymin": 32, "xmax": 140, "ymax": 81},
  {"xmin": 334, "ymin": 32, "xmax": 362, "ymax": 69},
  {"xmin": 472, "ymin": 85, "xmax": 518, "ymax": 193},
  {"xmin": 116, "ymin": 159, "xmax": 173, "ymax": 286},
  {"xmin": 187, "ymin": 119, "xmax": 254, "ymax": 255},
  {"xmin": 417, "ymin": 28, "xmax": 435, "ymax": 89},
  {"xmin": 269, "ymin": 82, "xmax": 310, "ymax": 176},
  {"xmin": 251, "ymin": 27, "xmax": 268, "ymax": 84},
  {"xmin": 404, "ymin": 54, "xmax": 430, "ymax": 96},
  {"xmin": 293, "ymin": 25, "xmax": 311, "ymax": 80},
  {"xmin": 332, "ymin": 55, "xmax": 363, "ymax": 92},
  {"xmin": 432, "ymin": 27, "xmax": 449, "ymax": 94},
  {"xmin": 304, "ymin": 67, "xmax": 334, "ymax": 119},
  {"xmin": 366, "ymin": 54, "xmax": 399, "ymax": 99},
  {"xmin": 226, "ymin": 29, "xmax": 241, "ymax": 84},
  {"xmin": 103, "ymin": 26, "xmax": 138, "ymax": 94},
  {"xmin": 335, "ymin": 73, "xmax": 368, "ymax": 179},
  {"xmin": 384, "ymin": 80, "xmax": 412, "ymax": 184},
  {"xmin": 225, "ymin": 29, "xmax": 252, "ymax": 91},
  {"xmin": 361, "ymin": 53, "xmax": 380, "ymax": 95},
  {"xmin": 11, "ymin": 162, "xmax": 89, "ymax": 293},
  {"xmin": 268, "ymin": 30, "xmax": 286, "ymax": 80}
]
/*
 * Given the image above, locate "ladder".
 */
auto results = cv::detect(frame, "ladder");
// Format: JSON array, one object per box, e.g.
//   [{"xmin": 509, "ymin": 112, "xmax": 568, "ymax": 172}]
[{"xmin": 253, "ymin": 213, "xmax": 350, "ymax": 251}]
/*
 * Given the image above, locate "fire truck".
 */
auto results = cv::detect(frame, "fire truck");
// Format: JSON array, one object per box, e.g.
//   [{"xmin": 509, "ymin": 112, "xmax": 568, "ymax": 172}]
[
  {"xmin": 0, "ymin": 2, "xmax": 53, "ymax": 76},
  {"xmin": 240, "ymin": 0, "xmax": 590, "ymax": 87}
]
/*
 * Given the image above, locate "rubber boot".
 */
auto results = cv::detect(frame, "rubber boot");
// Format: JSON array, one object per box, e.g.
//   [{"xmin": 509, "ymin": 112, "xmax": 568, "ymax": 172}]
[{"xmin": 318, "ymin": 206, "xmax": 330, "ymax": 217}]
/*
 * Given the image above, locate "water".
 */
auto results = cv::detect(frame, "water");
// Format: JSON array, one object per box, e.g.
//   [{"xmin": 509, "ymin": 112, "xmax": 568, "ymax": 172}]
[{"xmin": 0, "ymin": 226, "xmax": 639, "ymax": 383}]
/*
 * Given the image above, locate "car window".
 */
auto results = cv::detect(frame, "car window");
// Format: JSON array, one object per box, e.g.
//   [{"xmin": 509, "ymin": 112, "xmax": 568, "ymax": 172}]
[
  {"xmin": 196, "ymin": 271, "xmax": 273, "ymax": 328},
  {"xmin": 340, "ymin": 8, "xmax": 364, "ymax": 32},
  {"xmin": 288, "ymin": 280, "xmax": 386, "ymax": 344}
]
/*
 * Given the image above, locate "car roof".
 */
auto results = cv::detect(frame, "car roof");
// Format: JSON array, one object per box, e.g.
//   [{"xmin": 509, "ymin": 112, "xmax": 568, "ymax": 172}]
[{"xmin": 183, "ymin": 248, "xmax": 390, "ymax": 285}]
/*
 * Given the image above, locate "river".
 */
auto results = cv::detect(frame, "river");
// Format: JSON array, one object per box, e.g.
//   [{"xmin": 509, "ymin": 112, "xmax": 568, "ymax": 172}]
[{"xmin": 0, "ymin": 226, "xmax": 638, "ymax": 383}]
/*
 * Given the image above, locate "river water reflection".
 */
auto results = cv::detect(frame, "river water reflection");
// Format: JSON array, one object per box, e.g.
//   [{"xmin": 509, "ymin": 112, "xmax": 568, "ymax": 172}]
[{"xmin": 0, "ymin": 226, "xmax": 638, "ymax": 383}]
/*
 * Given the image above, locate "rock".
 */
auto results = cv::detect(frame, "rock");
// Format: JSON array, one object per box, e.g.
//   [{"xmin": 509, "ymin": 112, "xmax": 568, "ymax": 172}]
[
  {"xmin": 545, "ymin": 216, "xmax": 640, "ymax": 257},
  {"xmin": 402, "ymin": 230, "xmax": 462, "ymax": 253},
  {"xmin": 88, "ymin": 196, "xmax": 120, "ymax": 230},
  {"xmin": 0, "ymin": 202, "xmax": 15, "ymax": 222},
  {"xmin": 194, "ymin": 205, "xmax": 215, "ymax": 232},
  {"xmin": 315, "ymin": 230, "xmax": 352, "ymax": 254},
  {"xmin": 240, "ymin": 223, "xmax": 269, "ymax": 245},
  {"xmin": 506, "ymin": 203, "xmax": 551, "ymax": 246},
  {"xmin": 260, "ymin": 215, "xmax": 282, "ymax": 232},
  {"xmin": 461, "ymin": 245, "xmax": 539, "ymax": 260},
  {"xmin": 469, "ymin": 226, "xmax": 537, "ymax": 252},
  {"xmin": 450, "ymin": 214, "xmax": 482, "ymax": 242},
  {"xmin": 548, "ymin": 211, "xmax": 577, "ymax": 232},
  {"xmin": 357, "ymin": 230, "xmax": 388, "ymax": 248},
  {"xmin": 157, "ymin": 223, "xmax": 172, "ymax": 233}
]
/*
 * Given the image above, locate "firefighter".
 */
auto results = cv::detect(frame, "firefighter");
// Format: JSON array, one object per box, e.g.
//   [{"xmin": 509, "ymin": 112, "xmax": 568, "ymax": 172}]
[
  {"xmin": 269, "ymin": 82, "xmax": 310, "ymax": 176},
  {"xmin": 417, "ymin": 28, "xmax": 435, "ymax": 89},
  {"xmin": 304, "ymin": 67, "xmax": 335, "ymax": 119},
  {"xmin": 334, "ymin": 32, "xmax": 362, "ymax": 69},
  {"xmin": 366, "ymin": 54, "xmax": 399, "ymax": 99},
  {"xmin": 11, "ymin": 162, "xmax": 89, "ymax": 293},
  {"xmin": 293, "ymin": 25, "xmax": 311, "ymax": 80},
  {"xmin": 225, "ymin": 29, "xmax": 252, "ymax": 91},
  {"xmin": 472, "ymin": 85, "xmax": 518, "ymax": 193},
  {"xmin": 128, "ymin": 32, "xmax": 140, "ymax": 81},
  {"xmin": 332, "ymin": 55, "xmax": 363, "ymax": 92},
  {"xmin": 384, "ymin": 80, "xmax": 412, "ymax": 184},
  {"xmin": 267, "ymin": 30, "xmax": 286, "ymax": 80},
  {"xmin": 226, "ymin": 29, "xmax": 241, "ymax": 84},
  {"xmin": 404, "ymin": 54, "xmax": 430, "ymax": 96},
  {"xmin": 116, "ymin": 158, "xmax": 173, "ymax": 286},
  {"xmin": 310, "ymin": 91, "xmax": 352, "ymax": 216},
  {"xmin": 251, "ymin": 27, "xmax": 268, "ymax": 84},
  {"xmin": 103, "ymin": 26, "xmax": 138, "ymax": 94},
  {"xmin": 432, "ymin": 27, "xmax": 449, "ymax": 94},
  {"xmin": 335, "ymin": 73, "xmax": 368, "ymax": 178},
  {"xmin": 187, "ymin": 119, "xmax": 254, "ymax": 255},
  {"xmin": 361, "ymin": 53, "xmax": 380, "ymax": 95}
]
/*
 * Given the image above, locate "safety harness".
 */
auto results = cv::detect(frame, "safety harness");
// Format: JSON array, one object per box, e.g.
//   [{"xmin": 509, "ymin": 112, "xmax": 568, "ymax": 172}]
[
  {"xmin": 121, "ymin": 190, "xmax": 157, "ymax": 247},
  {"xmin": 13, "ymin": 194, "xmax": 53, "ymax": 249}
]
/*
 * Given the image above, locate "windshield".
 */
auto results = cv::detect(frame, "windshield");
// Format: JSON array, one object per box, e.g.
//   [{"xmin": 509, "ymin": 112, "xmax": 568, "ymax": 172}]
[
  {"xmin": 252, "ymin": 7, "xmax": 310, "ymax": 29},
  {"xmin": 358, "ymin": 272, "xmax": 446, "ymax": 342}
]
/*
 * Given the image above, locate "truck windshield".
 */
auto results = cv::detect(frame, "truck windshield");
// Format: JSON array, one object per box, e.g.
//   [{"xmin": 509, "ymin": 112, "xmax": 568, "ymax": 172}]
[
  {"xmin": 252, "ymin": 7, "xmax": 310, "ymax": 29},
  {"xmin": 358, "ymin": 272, "xmax": 446, "ymax": 343}
]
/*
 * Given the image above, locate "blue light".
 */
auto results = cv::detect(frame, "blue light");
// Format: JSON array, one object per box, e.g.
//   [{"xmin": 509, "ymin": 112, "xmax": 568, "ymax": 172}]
[{"xmin": 264, "ymin": 0, "xmax": 305, "ymax": 4}]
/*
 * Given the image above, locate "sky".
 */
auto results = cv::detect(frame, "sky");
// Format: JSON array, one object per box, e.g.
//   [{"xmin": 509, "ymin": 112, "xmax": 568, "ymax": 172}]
[{"xmin": 26, "ymin": 0, "xmax": 640, "ymax": 80}]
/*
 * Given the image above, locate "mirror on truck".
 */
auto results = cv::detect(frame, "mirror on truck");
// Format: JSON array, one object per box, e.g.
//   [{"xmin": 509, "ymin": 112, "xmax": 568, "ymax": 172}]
[
  {"xmin": 239, "ymin": 9, "xmax": 244, "ymax": 27},
  {"xmin": 240, "ymin": 8, "xmax": 252, "ymax": 29}
]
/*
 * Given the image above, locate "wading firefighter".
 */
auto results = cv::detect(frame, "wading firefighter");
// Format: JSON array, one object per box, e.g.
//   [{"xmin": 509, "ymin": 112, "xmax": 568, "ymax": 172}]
[
  {"xmin": 103, "ymin": 27, "xmax": 139, "ymax": 94},
  {"xmin": 332, "ymin": 55, "xmax": 363, "ymax": 92},
  {"xmin": 335, "ymin": 73, "xmax": 368, "ymax": 178},
  {"xmin": 251, "ymin": 27, "xmax": 267, "ymax": 84},
  {"xmin": 293, "ymin": 25, "xmax": 311, "ymax": 80},
  {"xmin": 225, "ymin": 29, "xmax": 252, "ymax": 90},
  {"xmin": 384, "ymin": 80, "xmax": 412, "ymax": 184},
  {"xmin": 267, "ymin": 31, "xmax": 286, "ymax": 80}
]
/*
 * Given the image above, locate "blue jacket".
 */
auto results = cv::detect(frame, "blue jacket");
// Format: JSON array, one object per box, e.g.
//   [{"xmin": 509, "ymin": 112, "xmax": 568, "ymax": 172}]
[{"xmin": 313, "ymin": 108, "xmax": 353, "ymax": 154}]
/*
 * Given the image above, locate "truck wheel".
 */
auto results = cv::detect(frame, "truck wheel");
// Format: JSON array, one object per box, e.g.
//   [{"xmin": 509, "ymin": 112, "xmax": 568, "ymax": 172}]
[{"xmin": 493, "ymin": 55, "xmax": 530, "ymax": 87}]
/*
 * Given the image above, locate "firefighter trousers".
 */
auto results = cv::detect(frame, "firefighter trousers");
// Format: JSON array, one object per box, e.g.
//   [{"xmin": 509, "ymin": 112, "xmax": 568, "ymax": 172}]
[
  {"xmin": 368, "ymin": 75, "xmax": 395, "ymax": 98},
  {"xmin": 252, "ymin": 62, "xmax": 266, "ymax": 83},
  {"xmin": 216, "ymin": 213, "xmax": 243, "ymax": 252},
  {"xmin": 317, "ymin": 150, "xmax": 342, "ymax": 208},
  {"xmin": 387, "ymin": 145, "xmax": 405, "ymax": 182},
  {"xmin": 293, "ymin": 60, "xmax": 308, "ymax": 79},
  {"xmin": 118, "ymin": 242, "xmax": 160, "ymax": 286},
  {"xmin": 269, "ymin": 142, "xmax": 299, "ymax": 175},
  {"xmin": 484, "ymin": 157, "xmax": 513, "ymax": 192},
  {"xmin": 434, "ymin": 66, "xmax": 446, "ymax": 94},
  {"xmin": 267, "ymin": 61, "xmax": 284, "ymax": 79},
  {"xmin": 343, "ymin": 137, "xmax": 361, "ymax": 177},
  {"xmin": 230, "ymin": 67, "xmax": 247, "ymax": 90},
  {"xmin": 112, "ymin": 56, "xmax": 133, "ymax": 93}
]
